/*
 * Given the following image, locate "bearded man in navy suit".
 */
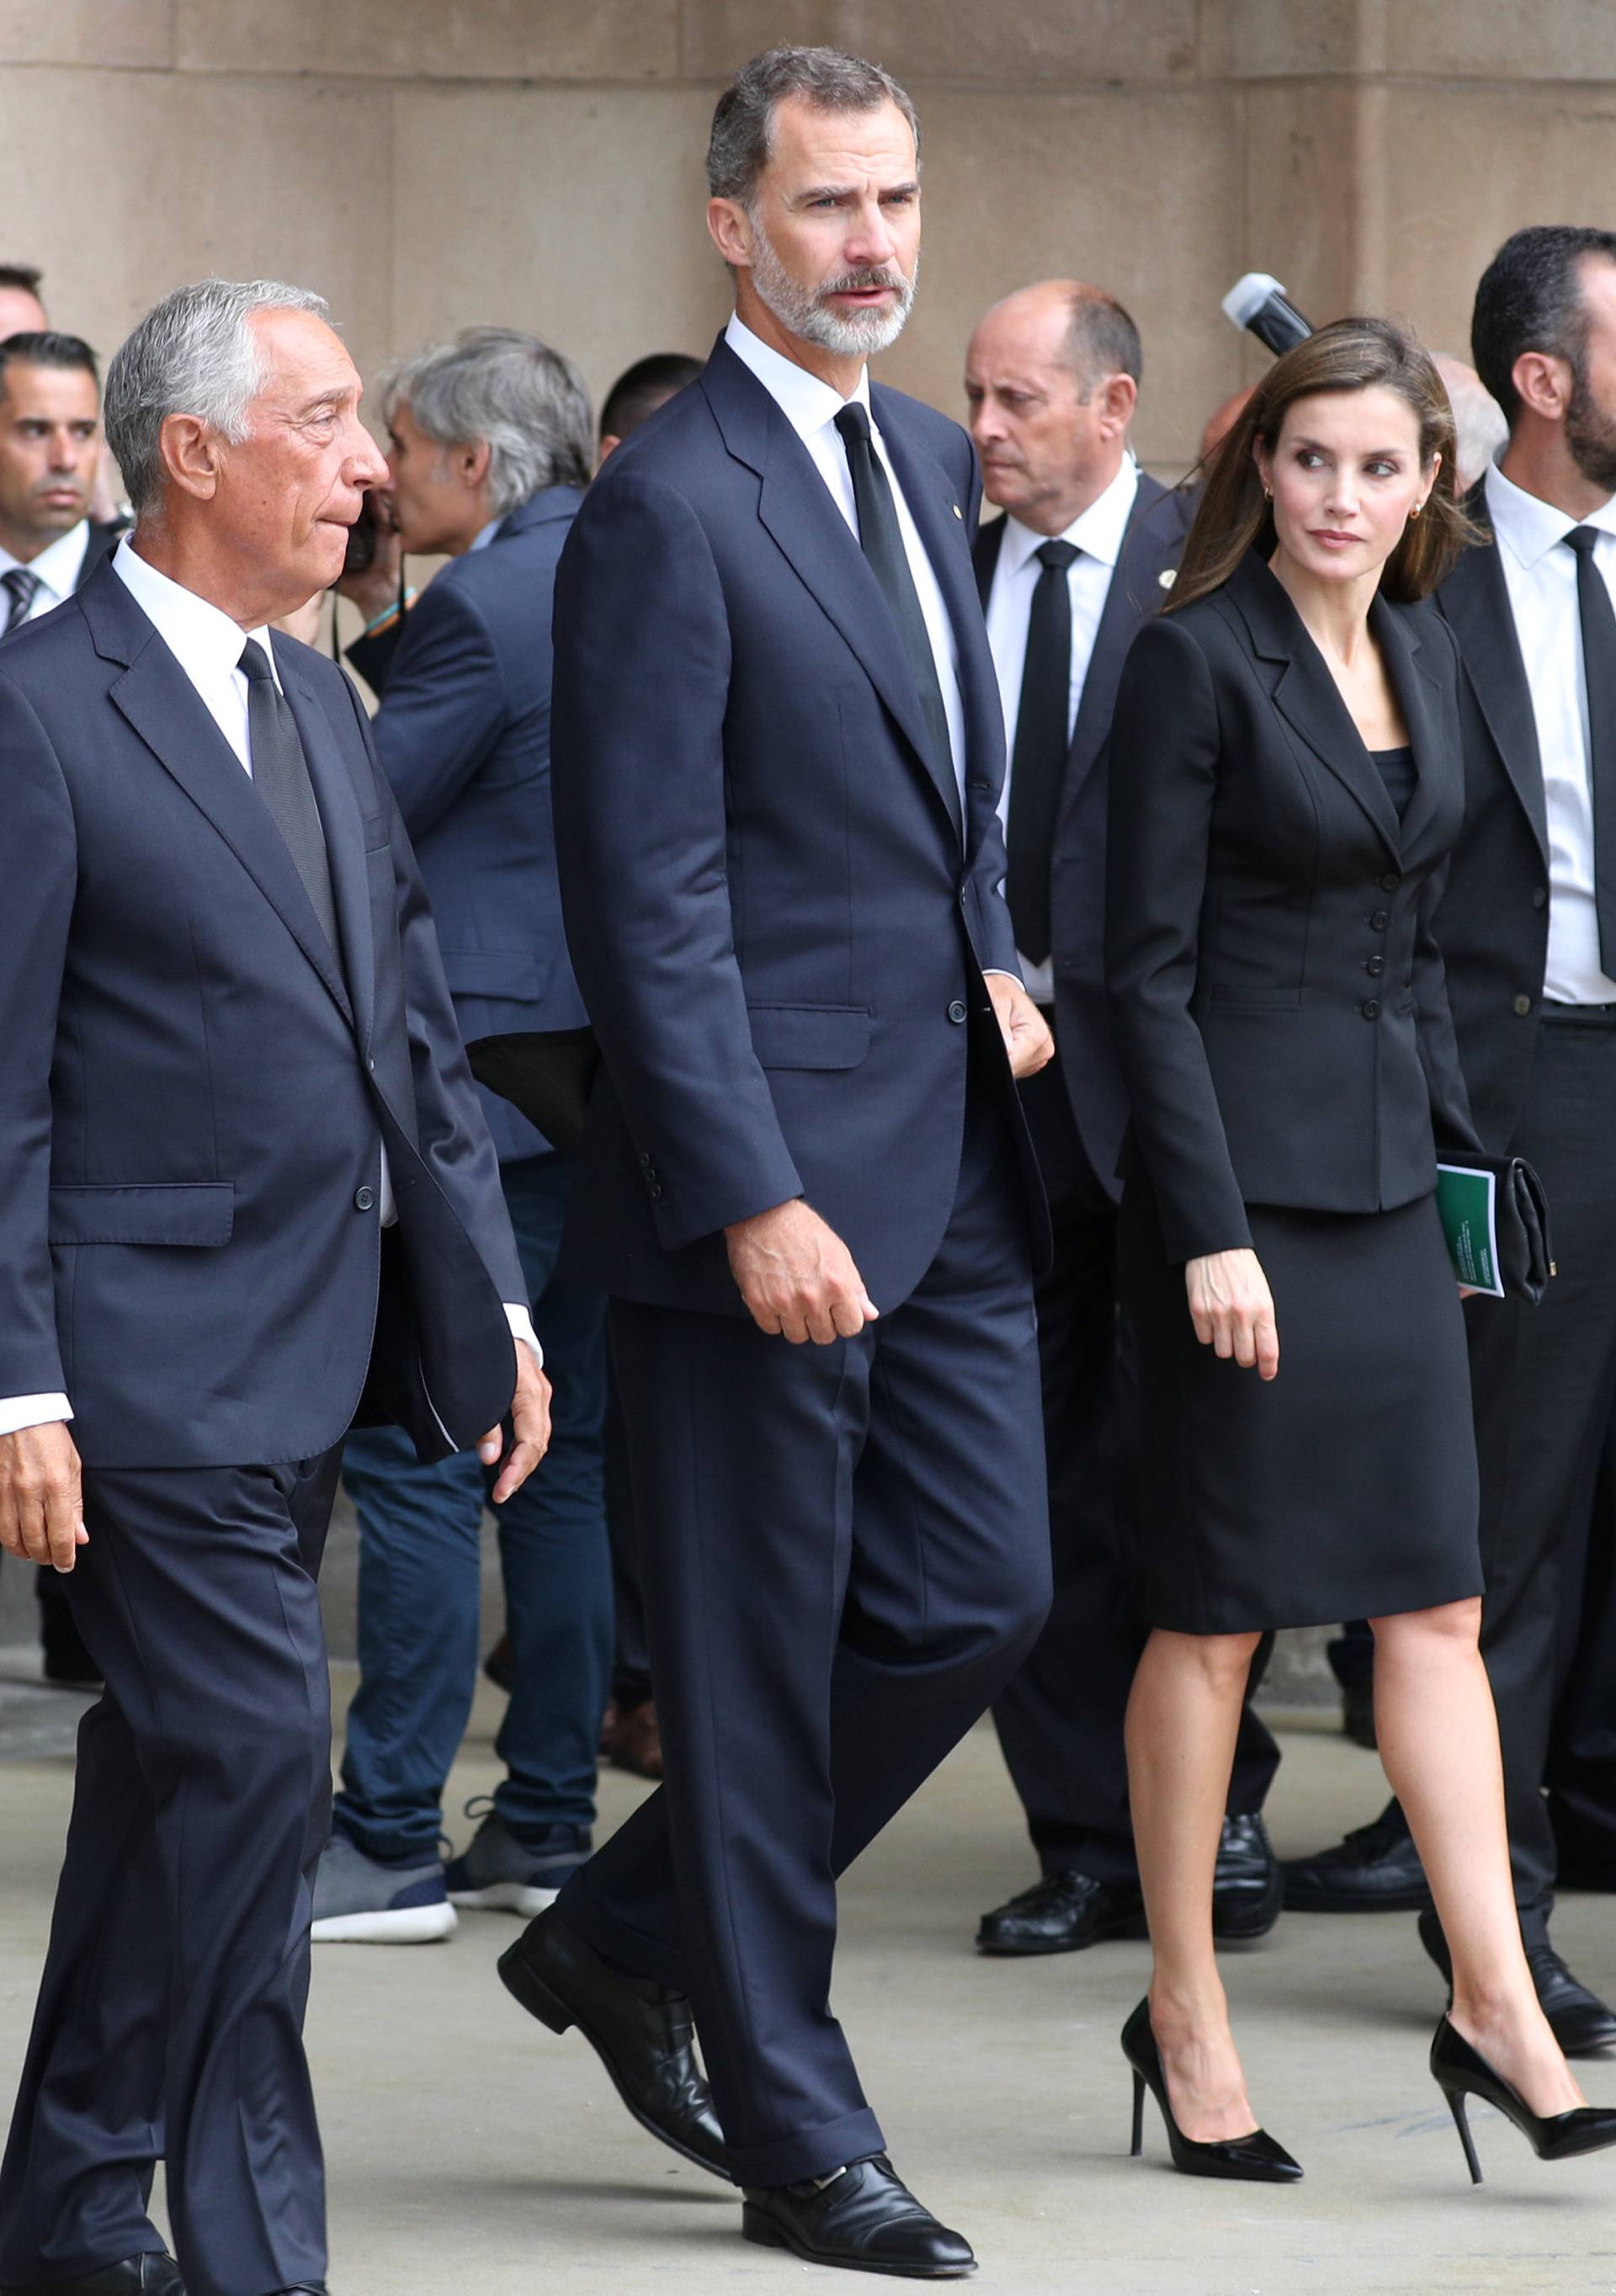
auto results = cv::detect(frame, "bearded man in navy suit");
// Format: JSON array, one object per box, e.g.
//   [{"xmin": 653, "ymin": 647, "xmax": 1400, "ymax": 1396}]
[
  {"xmin": 0, "ymin": 279, "xmax": 550, "ymax": 2296},
  {"xmin": 496, "ymin": 45, "xmax": 1055, "ymax": 2282}
]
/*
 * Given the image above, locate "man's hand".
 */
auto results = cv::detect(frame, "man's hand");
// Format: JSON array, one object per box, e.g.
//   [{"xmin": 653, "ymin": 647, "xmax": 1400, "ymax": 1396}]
[
  {"xmin": 986, "ymin": 975, "xmax": 1055, "ymax": 1080},
  {"xmin": 1185, "ymin": 1248, "xmax": 1279, "ymax": 1379},
  {"xmin": 726, "ymin": 1198, "xmax": 880, "ymax": 1344},
  {"xmin": 0, "ymin": 1422, "xmax": 88, "ymax": 1571},
  {"xmin": 477, "ymin": 1342, "xmax": 552, "ymax": 1504},
  {"xmin": 334, "ymin": 492, "xmax": 404, "ymax": 624}
]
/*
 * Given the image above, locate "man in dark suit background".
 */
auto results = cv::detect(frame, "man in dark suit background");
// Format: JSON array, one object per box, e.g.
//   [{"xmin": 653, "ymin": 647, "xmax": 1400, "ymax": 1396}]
[
  {"xmin": 308, "ymin": 327, "xmax": 615, "ymax": 1943},
  {"xmin": 1283, "ymin": 225, "xmax": 1616, "ymax": 2054},
  {"xmin": 964, "ymin": 280, "xmax": 1282, "ymax": 1959},
  {"xmin": 0, "ymin": 332, "xmax": 120, "ymax": 633},
  {"xmin": 0, "ymin": 277, "xmax": 550, "ymax": 2296},
  {"xmin": 498, "ymin": 45, "xmax": 1055, "ymax": 2280}
]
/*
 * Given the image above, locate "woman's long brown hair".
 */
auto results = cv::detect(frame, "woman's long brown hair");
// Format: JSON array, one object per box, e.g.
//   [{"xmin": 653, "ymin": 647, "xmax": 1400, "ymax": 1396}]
[{"xmin": 1167, "ymin": 316, "xmax": 1480, "ymax": 614}]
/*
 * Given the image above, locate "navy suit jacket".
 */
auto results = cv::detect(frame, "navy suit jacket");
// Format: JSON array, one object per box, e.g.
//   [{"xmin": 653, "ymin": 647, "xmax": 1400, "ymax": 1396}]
[
  {"xmin": 974, "ymin": 471, "xmax": 1190, "ymax": 1198},
  {"xmin": 550, "ymin": 335, "xmax": 1047, "ymax": 1315},
  {"xmin": 348, "ymin": 486, "xmax": 587, "ymax": 1161},
  {"xmin": 0, "ymin": 561, "xmax": 524, "ymax": 1470}
]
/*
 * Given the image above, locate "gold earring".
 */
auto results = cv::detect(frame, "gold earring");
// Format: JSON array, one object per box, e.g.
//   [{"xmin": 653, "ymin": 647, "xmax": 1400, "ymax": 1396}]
[{"xmin": 1262, "ymin": 485, "xmax": 1273, "ymax": 502}]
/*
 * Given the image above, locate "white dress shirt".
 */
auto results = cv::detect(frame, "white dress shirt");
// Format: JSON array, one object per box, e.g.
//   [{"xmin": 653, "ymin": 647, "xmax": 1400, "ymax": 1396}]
[
  {"xmin": 0, "ymin": 543, "xmax": 537, "ymax": 1442},
  {"xmin": 1486, "ymin": 459, "xmax": 1616, "ymax": 1005},
  {"xmin": 0, "ymin": 518, "xmax": 93, "ymax": 625},
  {"xmin": 982, "ymin": 456, "xmax": 1140, "ymax": 1002},
  {"xmin": 723, "ymin": 312, "xmax": 968, "ymax": 816}
]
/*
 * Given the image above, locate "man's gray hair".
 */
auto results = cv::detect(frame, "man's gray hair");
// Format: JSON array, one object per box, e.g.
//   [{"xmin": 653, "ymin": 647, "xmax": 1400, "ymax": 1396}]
[
  {"xmin": 104, "ymin": 278, "xmax": 329, "ymax": 518},
  {"xmin": 1433, "ymin": 353, "xmax": 1510, "ymax": 492},
  {"xmin": 707, "ymin": 45, "xmax": 920, "ymax": 208},
  {"xmin": 381, "ymin": 327, "xmax": 593, "ymax": 515}
]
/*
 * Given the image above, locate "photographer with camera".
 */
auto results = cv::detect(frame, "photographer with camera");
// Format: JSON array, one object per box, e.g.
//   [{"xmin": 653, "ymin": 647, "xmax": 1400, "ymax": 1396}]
[{"xmin": 312, "ymin": 327, "xmax": 614, "ymax": 1943}]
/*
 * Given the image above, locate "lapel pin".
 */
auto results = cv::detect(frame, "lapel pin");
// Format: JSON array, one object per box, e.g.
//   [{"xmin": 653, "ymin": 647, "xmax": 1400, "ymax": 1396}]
[
  {"xmin": 1158, "ymin": 567, "xmax": 1176, "ymax": 589},
  {"xmin": 951, "ymin": 503, "xmax": 962, "ymax": 519}
]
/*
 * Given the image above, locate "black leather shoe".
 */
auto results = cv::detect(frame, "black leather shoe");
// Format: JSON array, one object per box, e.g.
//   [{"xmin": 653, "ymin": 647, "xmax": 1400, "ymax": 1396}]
[
  {"xmin": 499, "ymin": 1906, "xmax": 731, "ymax": 2179},
  {"xmin": 1212, "ymin": 1815, "xmax": 1282, "ymax": 1942},
  {"xmin": 1280, "ymin": 1799, "xmax": 1431, "ymax": 1912},
  {"xmin": 1418, "ymin": 1909, "xmax": 1616, "ymax": 2056},
  {"xmin": 2, "ymin": 2256, "xmax": 183, "ymax": 2294},
  {"xmin": 743, "ymin": 2155, "xmax": 975, "ymax": 2278},
  {"xmin": 975, "ymin": 1868, "xmax": 1145, "ymax": 1956}
]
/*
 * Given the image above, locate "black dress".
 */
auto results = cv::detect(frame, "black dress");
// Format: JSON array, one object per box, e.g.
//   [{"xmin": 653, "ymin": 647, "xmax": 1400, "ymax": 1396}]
[{"xmin": 1108, "ymin": 568, "xmax": 1487, "ymax": 1639}]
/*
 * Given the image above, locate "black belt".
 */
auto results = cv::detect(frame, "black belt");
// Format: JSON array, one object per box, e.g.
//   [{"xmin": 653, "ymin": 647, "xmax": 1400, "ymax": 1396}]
[{"xmin": 1540, "ymin": 1000, "xmax": 1616, "ymax": 1024}]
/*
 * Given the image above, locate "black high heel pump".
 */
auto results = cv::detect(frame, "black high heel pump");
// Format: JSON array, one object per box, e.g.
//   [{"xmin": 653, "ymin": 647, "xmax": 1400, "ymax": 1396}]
[
  {"xmin": 1430, "ymin": 2015, "xmax": 1616, "ymax": 2183},
  {"xmin": 1121, "ymin": 2000, "xmax": 1302, "ymax": 2182}
]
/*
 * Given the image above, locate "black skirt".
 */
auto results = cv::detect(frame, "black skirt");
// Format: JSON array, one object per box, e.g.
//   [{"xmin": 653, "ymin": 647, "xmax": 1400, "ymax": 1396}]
[{"xmin": 1119, "ymin": 1187, "xmax": 1484, "ymax": 1635}]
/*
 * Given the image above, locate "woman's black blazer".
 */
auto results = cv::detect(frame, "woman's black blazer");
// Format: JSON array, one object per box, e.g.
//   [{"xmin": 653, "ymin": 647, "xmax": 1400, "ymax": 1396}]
[{"xmin": 1105, "ymin": 548, "xmax": 1479, "ymax": 1266}]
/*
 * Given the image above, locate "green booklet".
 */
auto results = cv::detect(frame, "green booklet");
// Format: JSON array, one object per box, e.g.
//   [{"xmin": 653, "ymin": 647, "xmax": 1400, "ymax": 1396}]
[{"xmin": 1436, "ymin": 1163, "xmax": 1506, "ymax": 1298}]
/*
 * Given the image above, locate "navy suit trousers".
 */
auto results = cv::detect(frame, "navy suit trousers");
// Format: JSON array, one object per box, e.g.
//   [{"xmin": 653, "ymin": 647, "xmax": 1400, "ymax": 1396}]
[
  {"xmin": 557, "ymin": 1089, "xmax": 1051, "ymax": 2186},
  {"xmin": 0, "ymin": 1450, "xmax": 342, "ymax": 2296}
]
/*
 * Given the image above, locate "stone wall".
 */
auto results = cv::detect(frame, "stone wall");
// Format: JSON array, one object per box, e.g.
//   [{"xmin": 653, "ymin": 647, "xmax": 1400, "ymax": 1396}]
[{"xmin": 3, "ymin": 3, "xmax": 1616, "ymax": 475}]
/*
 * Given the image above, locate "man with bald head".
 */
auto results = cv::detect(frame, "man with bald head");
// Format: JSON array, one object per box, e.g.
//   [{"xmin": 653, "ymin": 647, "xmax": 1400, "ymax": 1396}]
[{"xmin": 965, "ymin": 279, "xmax": 1282, "ymax": 1959}]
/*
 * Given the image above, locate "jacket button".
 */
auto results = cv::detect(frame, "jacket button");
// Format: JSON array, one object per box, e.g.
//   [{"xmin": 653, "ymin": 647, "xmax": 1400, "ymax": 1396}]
[
  {"xmin": 637, "ymin": 1151, "xmax": 651, "ymax": 1169},
  {"xmin": 1366, "ymin": 955, "xmax": 1385, "ymax": 977},
  {"xmin": 648, "ymin": 1181, "xmax": 664, "ymax": 1201},
  {"xmin": 1381, "ymin": 872, "xmax": 1401, "ymax": 891},
  {"xmin": 354, "ymin": 1185, "xmax": 375, "ymax": 1212},
  {"xmin": 1370, "ymin": 910, "xmax": 1389, "ymax": 932},
  {"xmin": 1533, "ymin": 886, "xmax": 1548, "ymax": 910},
  {"xmin": 1361, "ymin": 999, "xmax": 1380, "ymax": 1019},
  {"xmin": 1513, "ymin": 992, "xmax": 1533, "ymax": 1017},
  {"xmin": 948, "ymin": 1000, "xmax": 968, "ymax": 1023}
]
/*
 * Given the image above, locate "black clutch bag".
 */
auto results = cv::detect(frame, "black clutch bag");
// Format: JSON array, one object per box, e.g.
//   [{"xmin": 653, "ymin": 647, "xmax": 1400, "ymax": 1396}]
[
  {"xmin": 466, "ymin": 1027, "xmax": 600, "ymax": 1154},
  {"xmin": 1435, "ymin": 1152, "xmax": 1555, "ymax": 1305}
]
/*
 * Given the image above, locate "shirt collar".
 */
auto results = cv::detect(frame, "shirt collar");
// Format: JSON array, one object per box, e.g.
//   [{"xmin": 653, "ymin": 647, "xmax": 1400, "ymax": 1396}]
[
  {"xmin": 1486, "ymin": 456, "xmax": 1616, "ymax": 571},
  {"xmin": 470, "ymin": 513, "xmax": 503, "ymax": 551},
  {"xmin": 724, "ymin": 311, "xmax": 871, "ymax": 443},
  {"xmin": 999, "ymin": 454, "xmax": 1140, "ymax": 580},
  {"xmin": 0, "ymin": 518, "xmax": 91, "ymax": 599},
  {"xmin": 112, "ymin": 536, "xmax": 279, "ymax": 688}
]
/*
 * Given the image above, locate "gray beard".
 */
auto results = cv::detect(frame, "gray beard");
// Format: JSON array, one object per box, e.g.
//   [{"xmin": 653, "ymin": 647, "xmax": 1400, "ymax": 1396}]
[{"xmin": 747, "ymin": 224, "xmax": 917, "ymax": 360}]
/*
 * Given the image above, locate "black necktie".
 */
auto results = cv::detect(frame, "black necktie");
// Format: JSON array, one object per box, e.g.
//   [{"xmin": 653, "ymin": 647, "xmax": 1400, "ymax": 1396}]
[
  {"xmin": 238, "ymin": 639, "xmax": 342, "ymax": 962},
  {"xmin": 1006, "ymin": 539, "xmax": 1078, "ymax": 967},
  {"xmin": 1565, "ymin": 527, "xmax": 1616, "ymax": 975},
  {"xmin": 1, "ymin": 566, "xmax": 40, "ymax": 638},
  {"xmin": 832, "ymin": 401, "xmax": 961, "ymax": 837}
]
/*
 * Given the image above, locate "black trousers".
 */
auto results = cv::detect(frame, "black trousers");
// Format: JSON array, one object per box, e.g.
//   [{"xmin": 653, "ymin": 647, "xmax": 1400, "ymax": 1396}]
[
  {"xmin": 0, "ymin": 1449, "xmax": 341, "ymax": 2296},
  {"xmin": 991, "ymin": 1051, "xmax": 1279, "ymax": 1879},
  {"xmin": 557, "ymin": 1091, "xmax": 1052, "ymax": 2187},
  {"xmin": 1469, "ymin": 1008, "xmax": 1616, "ymax": 1932}
]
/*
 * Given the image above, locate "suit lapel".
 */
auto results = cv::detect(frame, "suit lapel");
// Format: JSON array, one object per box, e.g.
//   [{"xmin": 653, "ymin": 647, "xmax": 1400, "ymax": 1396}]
[
  {"xmin": 1058, "ymin": 477, "xmax": 1177, "ymax": 828},
  {"xmin": 973, "ymin": 514, "xmax": 1005, "ymax": 610},
  {"xmin": 1225, "ymin": 552, "xmax": 1402, "ymax": 857},
  {"xmin": 875, "ymin": 389, "xmax": 1001, "ymax": 851},
  {"xmin": 277, "ymin": 638, "xmax": 375, "ymax": 1050},
  {"xmin": 83, "ymin": 567, "xmax": 356, "ymax": 1028},
  {"xmin": 704, "ymin": 343, "xmax": 964, "ymax": 847},
  {"xmin": 1437, "ymin": 497, "xmax": 1550, "ymax": 863}
]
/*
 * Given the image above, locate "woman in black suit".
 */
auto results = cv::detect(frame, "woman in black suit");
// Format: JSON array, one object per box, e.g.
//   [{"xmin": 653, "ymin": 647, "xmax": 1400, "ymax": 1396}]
[{"xmin": 1106, "ymin": 319, "xmax": 1615, "ymax": 2182}]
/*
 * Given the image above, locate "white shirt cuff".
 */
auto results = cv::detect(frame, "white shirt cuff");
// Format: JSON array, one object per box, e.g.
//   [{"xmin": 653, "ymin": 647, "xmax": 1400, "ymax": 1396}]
[
  {"xmin": 504, "ymin": 1304, "xmax": 543, "ymax": 1372},
  {"xmin": 0, "ymin": 1394, "xmax": 73, "ymax": 1440},
  {"xmin": 983, "ymin": 969, "xmax": 1026, "ymax": 987}
]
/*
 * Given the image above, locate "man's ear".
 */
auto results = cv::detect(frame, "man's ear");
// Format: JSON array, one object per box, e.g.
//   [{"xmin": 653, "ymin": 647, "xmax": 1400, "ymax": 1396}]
[
  {"xmin": 460, "ymin": 437, "xmax": 493, "ymax": 493},
  {"xmin": 158, "ymin": 412, "xmax": 221, "ymax": 502},
  {"xmin": 1098, "ymin": 371, "xmax": 1139, "ymax": 440},
  {"xmin": 707, "ymin": 195, "xmax": 755, "ymax": 273},
  {"xmin": 1512, "ymin": 348, "xmax": 1574, "ymax": 425}
]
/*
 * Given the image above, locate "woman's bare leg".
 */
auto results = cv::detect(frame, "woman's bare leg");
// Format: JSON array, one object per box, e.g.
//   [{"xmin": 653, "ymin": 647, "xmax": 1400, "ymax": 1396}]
[
  {"xmin": 1125, "ymin": 1625, "xmax": 1264, "ymax": 2139},
  {"xmin": 1371, "ymin": 1598, "xmax": 1582, "ymax": 2115}
]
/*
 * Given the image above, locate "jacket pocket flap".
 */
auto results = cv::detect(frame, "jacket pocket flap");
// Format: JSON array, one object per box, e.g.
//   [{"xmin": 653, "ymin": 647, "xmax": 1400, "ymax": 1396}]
[
  {"xmin": 747, "ymin": 1003, "xmax": 871, "ymax": 1071},
  {"xmin": 439, "ymin": 949, "xmax": 549, "ymax": 999},
  {"xmin": 49, "ymin": 1183, "xmax": 235, "ymax": 1247}
]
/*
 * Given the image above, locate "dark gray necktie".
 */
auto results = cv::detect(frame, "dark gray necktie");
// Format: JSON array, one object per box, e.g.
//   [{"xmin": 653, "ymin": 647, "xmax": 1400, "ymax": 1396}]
[
  {"xmin": 1, "ymin": 566, "xmax": 40, "ymax": 638},
  {"xmin": 1564, "ymin": 527, "xmax": 1616, "ymax": 974},
  {"xmin": 1007, "ymin": 539, "xmax": 1079, "ymax": 965},
  {"xmin": 832, "ymin": 401, "xmax": 961, "ymax": 837},
  {"xmin": 238, "ymin": 639, "xmax": 341, "ymax": 961}
]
